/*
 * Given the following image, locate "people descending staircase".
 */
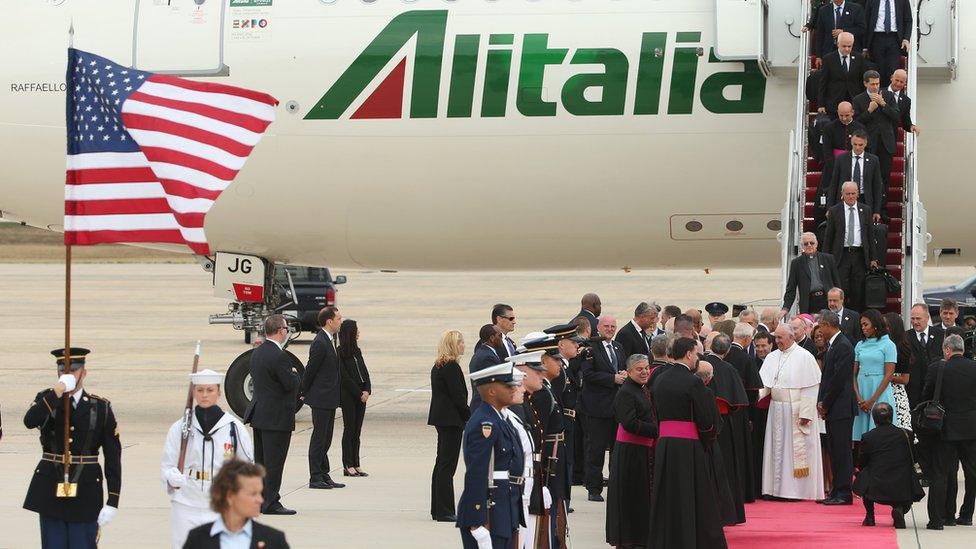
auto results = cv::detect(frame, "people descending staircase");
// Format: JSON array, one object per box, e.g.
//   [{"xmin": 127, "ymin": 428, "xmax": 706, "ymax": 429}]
[{"xmin": 800, "ymin": 47, "xmax": 909, "ymax": 313}]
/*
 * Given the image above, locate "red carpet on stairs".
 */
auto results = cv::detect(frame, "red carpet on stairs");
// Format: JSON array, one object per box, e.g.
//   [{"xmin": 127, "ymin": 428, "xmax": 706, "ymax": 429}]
[{"xmin": 725, "ymin": 500, "xmax": 898, "ymax": 549}]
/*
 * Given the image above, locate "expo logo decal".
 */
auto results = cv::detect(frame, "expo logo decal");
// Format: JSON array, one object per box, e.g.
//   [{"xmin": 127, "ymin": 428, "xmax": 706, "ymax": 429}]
[{"xmin": 232, "ymin": 18, "xmax": 269, "ymax": 30}]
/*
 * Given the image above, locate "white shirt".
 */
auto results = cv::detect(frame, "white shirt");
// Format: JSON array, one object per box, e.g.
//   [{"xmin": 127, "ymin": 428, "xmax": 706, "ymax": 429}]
[
  {"xmin": 888, "ymin": 86, "xmax": 902, "ymax": 102},
  {"xmin": 874, "ymin": 0, "xmax": 896, "ymax": 32},
  {"xmin": 209, "ymin": 516, "xmax": 252, "ymax": 549},
  {"xmin": 916, "ymin": 326, "xmax": 930, "ymax": 342},
  {"xmin": 268, "ymin": 337, "xmax": 285, "ymax": 351},
  {"xmin": 844, "ymin": 203, "xmax": 863, "ymax": 247},
  {"xmin": 828, "ymin": 331, "xmax": 841, "ymax": 348}
]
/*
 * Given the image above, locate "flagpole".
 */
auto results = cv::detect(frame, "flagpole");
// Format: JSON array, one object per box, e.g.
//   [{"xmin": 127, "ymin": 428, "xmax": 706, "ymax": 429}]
[{"xmin": 62, "ymin": 244, "xmax": 73, "ymax": 492}]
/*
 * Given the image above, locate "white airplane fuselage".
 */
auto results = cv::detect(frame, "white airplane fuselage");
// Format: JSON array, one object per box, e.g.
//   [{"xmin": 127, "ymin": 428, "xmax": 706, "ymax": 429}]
[{"xmin": 2, "ymin": 0, "xmax": 971, "ymax": 270}]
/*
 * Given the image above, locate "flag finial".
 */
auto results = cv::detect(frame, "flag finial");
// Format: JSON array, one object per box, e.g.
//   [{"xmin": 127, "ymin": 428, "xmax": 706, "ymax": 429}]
[{"xmin": 68, "ymin": 18, "xmax": 74, "ymax": 48}]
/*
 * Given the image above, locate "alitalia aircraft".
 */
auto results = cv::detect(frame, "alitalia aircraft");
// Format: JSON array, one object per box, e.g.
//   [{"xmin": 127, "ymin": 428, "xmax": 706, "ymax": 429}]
[{"xmin": 0, "ymin": 1, "xmax": 968, "ymax": 273}]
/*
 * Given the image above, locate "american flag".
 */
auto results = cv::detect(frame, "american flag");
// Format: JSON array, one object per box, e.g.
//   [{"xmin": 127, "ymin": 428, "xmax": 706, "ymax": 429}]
[{"xmin": 65, "ymin": 48, "xmax": 277, "ymax": 255}]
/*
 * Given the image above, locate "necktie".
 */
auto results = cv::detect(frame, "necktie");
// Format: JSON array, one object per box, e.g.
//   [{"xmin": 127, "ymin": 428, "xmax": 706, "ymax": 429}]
[
  {"xmin": 920, "ymin": 332, "xmax": 926, "ymax": 345},
  {"xmin": 853, "ymin": 156, "xmax": 862, "ymax": 192},
  {"xmin": 842, "ymin": 56, "xmax": 849, "ymax": 72},
  {"xmin": 846, "ymin": 206, "xmax": 855, "ymax": 246},
  {"xmin": 606, "ymin": 343, "xmax": 617, "ymax": 370},
  {"xmin": 884, "ymin": 0, "xmax": 892, "ymax": 33},
  {"xmin": 835, "ymin": 6, "xmax": 842, "ymax": 29}
]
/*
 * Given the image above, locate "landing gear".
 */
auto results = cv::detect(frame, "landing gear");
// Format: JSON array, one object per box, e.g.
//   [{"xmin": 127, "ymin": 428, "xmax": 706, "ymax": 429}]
[{"xmin": 223, "ymin": 347, "xmax": 306, "ymax": 418}]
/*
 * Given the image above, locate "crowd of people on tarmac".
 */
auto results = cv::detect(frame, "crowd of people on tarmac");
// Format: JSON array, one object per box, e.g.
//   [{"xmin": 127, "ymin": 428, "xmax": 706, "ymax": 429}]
[{"xmin": 434, "ymin": 293, "xmax": 976, "ymax": 549}]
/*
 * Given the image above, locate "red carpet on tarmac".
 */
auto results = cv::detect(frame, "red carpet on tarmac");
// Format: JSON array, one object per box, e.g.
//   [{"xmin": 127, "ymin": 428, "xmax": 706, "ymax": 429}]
[{"xmin": 725, "ymin": 499, "xmax": 899, "ymax": 549}]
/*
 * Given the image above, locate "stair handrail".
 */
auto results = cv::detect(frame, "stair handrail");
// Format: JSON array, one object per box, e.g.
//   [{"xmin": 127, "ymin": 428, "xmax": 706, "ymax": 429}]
[
  {"xmin": 902, "ymin": 1, "xmax": 925, "ymax": 317},
  {"xmin": 781, "ymin": 0, "xmax": 813, "ymax": 306}
]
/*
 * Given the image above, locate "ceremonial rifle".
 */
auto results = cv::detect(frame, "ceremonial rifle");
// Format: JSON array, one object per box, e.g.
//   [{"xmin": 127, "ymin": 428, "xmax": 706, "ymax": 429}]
[{"xmin": 176, "ymin": 341, "xmax": 202, "ymax": 477}]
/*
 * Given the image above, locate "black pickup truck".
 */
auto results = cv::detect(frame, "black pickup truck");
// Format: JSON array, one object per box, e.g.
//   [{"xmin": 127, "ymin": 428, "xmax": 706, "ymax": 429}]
[{"xmin": 275, "ymin": 265, "xmax": 347, "ymax": 333}]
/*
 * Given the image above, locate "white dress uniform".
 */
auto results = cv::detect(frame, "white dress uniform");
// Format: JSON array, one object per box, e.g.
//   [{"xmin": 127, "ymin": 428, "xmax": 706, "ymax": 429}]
[
  {"xmin": 504, "ymin": 407, "xmax": 535, "ymax": 549},
  {"xmin": 161, "ymin": 370, "xmax": 254, "ymax": 549}
]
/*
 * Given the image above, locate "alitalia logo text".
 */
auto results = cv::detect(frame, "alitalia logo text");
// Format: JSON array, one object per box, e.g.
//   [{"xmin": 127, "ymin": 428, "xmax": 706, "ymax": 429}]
[{"xmin": 305, "ymin": 10, "xmax": 766, "ymax": 120}]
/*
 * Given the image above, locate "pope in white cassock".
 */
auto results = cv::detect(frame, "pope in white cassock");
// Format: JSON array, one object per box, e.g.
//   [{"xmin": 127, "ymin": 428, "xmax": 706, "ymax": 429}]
[
  {"xmin": 161, "ymin": 369, "xmax": 254, "ymax": 549},
  {"xmin": 759, "ymin": 324, "xmax": 825, "ymax": 501}
]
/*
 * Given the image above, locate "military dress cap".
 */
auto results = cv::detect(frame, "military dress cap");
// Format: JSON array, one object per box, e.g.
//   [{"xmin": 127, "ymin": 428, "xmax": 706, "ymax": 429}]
[
  {"xmin": 704, "ymin": 302, "xmax": 729, "ymax": 317},
  {"xmin": 521, "ymin": 336, "xmax": 560, "ymax": 356},
  {"xmin": 51, "ymin": 347, "xmax": 90, "ymax": 370},
  {"xmin": 506, "ymin": 350, "xmax": 546, "ymax": 371},
  {"xmin": 544, "ymin": 323, "xmax": 586, "ymax": 343},
  {"xmin": 470, "ymin": 362, "xmax": 516, "ymax": 387},
  {"xmin": 190, "ymin": 369, "xmax": 225, "ymax": 385},
  {"xmin": 510, "ymin": 368, "xmax": 526, "ymax": 385}
]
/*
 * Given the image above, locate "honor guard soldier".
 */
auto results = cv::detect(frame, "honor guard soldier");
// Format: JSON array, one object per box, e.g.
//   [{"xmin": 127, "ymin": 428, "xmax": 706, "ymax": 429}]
[
  {"xmin": 522, "ymin": 333, "xmax": 573, "ymax": 548},
  {"xmin": 457, "ymin": 363, "xmax": 525, "ymax": 549},
  {"xmin": 162, "ymin": 369, "xmax": 254, "ymax": 549},
  {"xmin": 23, "ymin": 348, "xmax": 121, "ymax": 548}
]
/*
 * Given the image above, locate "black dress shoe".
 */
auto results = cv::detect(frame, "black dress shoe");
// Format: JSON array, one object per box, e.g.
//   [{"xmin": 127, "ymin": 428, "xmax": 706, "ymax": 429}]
[
  {"xmin": 323, "ymin": 477, "xmax": 346, "ymax": 488},
  {"xmin": 892, "ymin": 508, "xmax": 906, "ymax": 529},
  {"xmin": 957, "ymin": 518, "xmax": 973, "ymax": 526},
  {"xmin": 432, "ymin": 515, "xmax": 456, "ymax": 522},
  {"xmin": 355, "ymin": 469, "xmax": 369, "ymax": 477},
  {"xmin": 945, "ymin": 519, "xmax": 957, "ymax": 526},
  {"xmin": 567, "ymin": 507, "xmax": 575, "ymax": 513},
  {"xmin": 862, "ymin": 516, "xmax": 875, "ymax": 526},
  {"xmin": 815, "ymin": 498, "xmax": 828, "ymax": 504},
  {"xmin": 309, "ymin": 480, "xmax": 333, "ymax": 489},
  {"xmin": 926, "ymin": 523, "xmax": 944, "ymax": 530},
  {"xmin": 822, "ymin": 497, "xmax": 853, "ymax": 506},
  {"xmin": 587, "ymin": 492, "xmax": 604, "ymax": 502},
  {"xmin": 343, "ymin": 469, "xmax": 358, "ymax": 477},
  {"xmin": 263, "ymin": 504, "xmax": 297, "ymax": 515}
]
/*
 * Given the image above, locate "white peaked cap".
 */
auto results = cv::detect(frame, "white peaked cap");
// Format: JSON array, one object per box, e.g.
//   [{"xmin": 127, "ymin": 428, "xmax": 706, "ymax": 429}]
[
  {"xmin": 521, "ymin": 332, "xmax": 549, "ymax": 345},
  {"xmin": 506, "ymin": 350, "xmax": 545, "ymax": 365},
  {"xmin": 190, "ymin": 369, "xmax": 225, "ymax": 385}
]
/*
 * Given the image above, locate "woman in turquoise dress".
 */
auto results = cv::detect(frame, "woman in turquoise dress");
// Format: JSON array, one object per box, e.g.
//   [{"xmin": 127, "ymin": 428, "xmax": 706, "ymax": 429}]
[{"xmin": 852, "ymin": 309, "xmax": 898, "ymax": 441}]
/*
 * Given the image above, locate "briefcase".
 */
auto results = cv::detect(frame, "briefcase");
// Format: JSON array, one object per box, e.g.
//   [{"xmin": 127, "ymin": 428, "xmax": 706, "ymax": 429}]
[
  {"xmin": 864, "ymin": 271, "xmax": 888, "ymax": 310},
  {"xmin": 871, "ymin": 223, "xmax": 888, "ymax": 267}
]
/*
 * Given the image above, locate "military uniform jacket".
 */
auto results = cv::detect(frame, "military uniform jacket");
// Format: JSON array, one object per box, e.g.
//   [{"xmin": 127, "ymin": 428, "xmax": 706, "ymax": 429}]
[
  {"xmin": 456, "ymin": 402, "xmax": 523, "ymax": 538},
  {"xmin": 161, "ymin": 409, "xmax": 254, "ymax": 509},
  {"xmin": 23, "ymin": 389, "xmax": 121, "ymax": 522},
  {"xmin": 532, "ymin": 383, "xmax": 566, "ymax": 502}
]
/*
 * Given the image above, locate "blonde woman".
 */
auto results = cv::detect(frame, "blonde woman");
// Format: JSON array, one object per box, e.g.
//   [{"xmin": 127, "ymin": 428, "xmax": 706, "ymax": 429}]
[{"xmin": 427, "ymin": 330, "xmax": 470, "ymax": 522}]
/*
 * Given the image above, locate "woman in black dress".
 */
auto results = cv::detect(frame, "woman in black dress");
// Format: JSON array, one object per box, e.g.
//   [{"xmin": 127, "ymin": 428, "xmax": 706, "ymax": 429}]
[
  {"xmin": 338, "ymin": 319, "xmax": 372, "ymax": 477},
  {"xmin": 427, "ymin": 330, "xmax": 469, "ymax": 522},
  {"xmin": 607, "ymin": 354, "xmax": 657, "ymax": 548}
]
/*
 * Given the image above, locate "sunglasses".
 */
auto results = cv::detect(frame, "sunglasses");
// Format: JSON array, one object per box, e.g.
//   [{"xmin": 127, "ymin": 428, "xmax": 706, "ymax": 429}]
[{"xmin": 501, "ymin": 316, "xmax": 516, "ymax": 321}]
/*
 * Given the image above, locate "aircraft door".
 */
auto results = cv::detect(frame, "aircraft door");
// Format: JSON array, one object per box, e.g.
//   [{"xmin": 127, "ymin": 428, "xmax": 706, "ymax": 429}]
[{"xmin": 132, "ymin": 0, "xmax": 228, "ymax": 76}]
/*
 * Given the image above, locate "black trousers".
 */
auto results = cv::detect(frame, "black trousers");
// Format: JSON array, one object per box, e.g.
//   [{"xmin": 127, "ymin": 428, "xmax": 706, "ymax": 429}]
[
  {"xmin": 825, "ymin": 416, "xmax": 854, "ymax": 499},
  {"xmin": 254, "ymin": 428, "xmax": 292, "ymax": 510},
  {"xmin": 583, "ymin": 414, "xmax": 615, "ymax": 493},
  {"xmin": 927, "ymin": 439, "xmax": 976, "ymax": 525},
  {"xmin": 838, "ymin": 247, "xmax": 867, "ymax": 312},
  {"xmin": 563, "ymin": 413, "xmax": 575, "ymax": 502},
  {"xmin": 863, "ymin": 498, "xmax": 909, "ymax": 516},
  {"xmin": 869, "ymin": 33, "xmax": 903, "ymax": 89},
  {"xmin": 308, "ymin": 407, "xmax": 337, "ymax": 481},
  {"xmin": 341, "ymin": 397, "xmax": 367, "ymax": 468},
  {"xmin": 431, "ymin": 426, "xmax": 463, "ymax": 517},
  {"xmin": 805, "ymin": 291, "xmax": 828, "ymax": 315},
  {"xmin": 572, "ymin": 414, "xmax": 585, "ymax": 484}
]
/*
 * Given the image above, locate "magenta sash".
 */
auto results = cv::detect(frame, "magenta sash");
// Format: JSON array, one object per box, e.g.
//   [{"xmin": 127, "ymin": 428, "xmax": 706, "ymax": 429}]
[
  {"xmin": 615, "ymin": 424, "xmax": 655, "ymax": 448},
  {"xmin": 833, "ymin": 148, "xmax": 845, "ymax": 158},
  {"xmin": 658, "ymin": 420, "xmax": 699, "ymax": 440}
]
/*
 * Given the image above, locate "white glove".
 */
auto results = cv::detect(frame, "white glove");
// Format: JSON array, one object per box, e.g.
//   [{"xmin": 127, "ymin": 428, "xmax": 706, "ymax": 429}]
[
  {"xmin": 97, "ymin": 505, "xmax": 117, "ymax": 527},
  {"xmin": 470, "ymin": 526, "xmax": 492, "ymax": 549},
  {"xmin": 58, "ymin": 374, "xmax": 77, "ymax": 393},
  {"xmin": 522, "ymin": 477, "xmax": 534, "ymax": 506},
  {"xmin": 164, "ymin": 467, "xmax": 186, "ymax": 489},
  {"xmin": 543, "ymin": 486, "xmax": 553, "ymax": 509}
]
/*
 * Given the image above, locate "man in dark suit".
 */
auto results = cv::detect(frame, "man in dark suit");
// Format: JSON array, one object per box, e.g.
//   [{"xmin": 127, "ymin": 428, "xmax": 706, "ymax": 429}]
[
  {"xmin": 854, "ymin": 70, "xmax": 900, "ymax": 198},
  {"xmin": 615, "ymin": 302, "xmax": 656, "ymax": 358},
  {"xmin": 782, "ymin": 232, "xmax": 842, "ymax": 315},
  {"xmin": 921, "ymin": 334, "xmax": 976, "ymax": 529},
  {"xmin": 818, "ymin": 32, "xmax": 870, "ymax": 115},
  {"xmin": 805, "ymin": 0, "xmax": 867, "ymax": 61},
  {"xmin": 817, "ymin": 101, "xmax": 866, "ymax": 218},
  {"xmin": 468, "ymin": 324, "xmax": 504, "ymax": 408},
  {"xmin": 829, "ymin": 131, "xmax": 884, "ymax": 218},
  {"xmin": 817, "ymin": 311, "xmax": 859, "ymax": 504},
  {"xmin": 571, "ymin": 292, "xmax": 602, "ymax": 335},
  {"xmin": 908, "ymin": 304, "xmax": 943, "ymax": 407},
  {"xmin": 889, "ymin": 69, "xmax": 918, "ymax": 136},
  {"xmin": 864, "ymin": 0, "xmax": 912, "ymax": 88},
  {"xmin": 828, "ymin": 288, "xmax": 862, "ymax": 341},
  {"xmin": 580, "ymin": 315, "xmax": 626, "ymax": 502},
  {"xmin": 824, "ymin": 182, "xmax": 878, "ymax": 312},
  {"xmin": 249, "ymin": 314, "xmax": 302, "ymax": 514},
  {"xmin": 487, "ymin": 303, "xmax": 518, "ymax": 358},
  {"xmin": 302, "ymin": 306, "xmax": 346, "ymax": 491}
]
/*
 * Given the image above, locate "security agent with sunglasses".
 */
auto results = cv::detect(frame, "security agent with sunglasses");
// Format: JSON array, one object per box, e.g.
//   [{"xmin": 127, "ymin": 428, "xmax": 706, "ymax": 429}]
[
  {"xmin": 23, "ymin": 347, "xmax": 122, "ymax": 548},
  {"xmin": 781, "ymin": 232, "xmax": 842, "ymax": 315}
]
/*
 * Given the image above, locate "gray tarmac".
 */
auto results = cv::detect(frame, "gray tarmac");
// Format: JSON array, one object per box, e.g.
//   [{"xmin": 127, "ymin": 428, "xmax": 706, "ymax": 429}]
[{"xmin": 0, "ymin": 263, "xmax": 973, "ymax": 548}]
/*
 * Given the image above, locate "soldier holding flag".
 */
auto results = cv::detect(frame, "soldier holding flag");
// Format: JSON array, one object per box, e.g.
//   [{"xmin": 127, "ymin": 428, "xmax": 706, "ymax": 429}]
[
  {"xmin": 162, "ymin": 369, "xmax": 253, "ymax": 549},
  {"xmin": 23, "ymin": 348, "xmax": 121, "ymax": 548}
]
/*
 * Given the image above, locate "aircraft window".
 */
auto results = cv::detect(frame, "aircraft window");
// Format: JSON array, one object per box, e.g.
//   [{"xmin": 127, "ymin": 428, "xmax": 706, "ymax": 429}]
[
  {"xmin": 767, "ymin": 220, "xmax": 781, "ymax": 231},
  {"xmin": 685, "ymin": 221, "xmax": 703, "ymax": 233},
  {"xmin": 726, "ymin": 220, "xmax": 744, "ymax": 232}
]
